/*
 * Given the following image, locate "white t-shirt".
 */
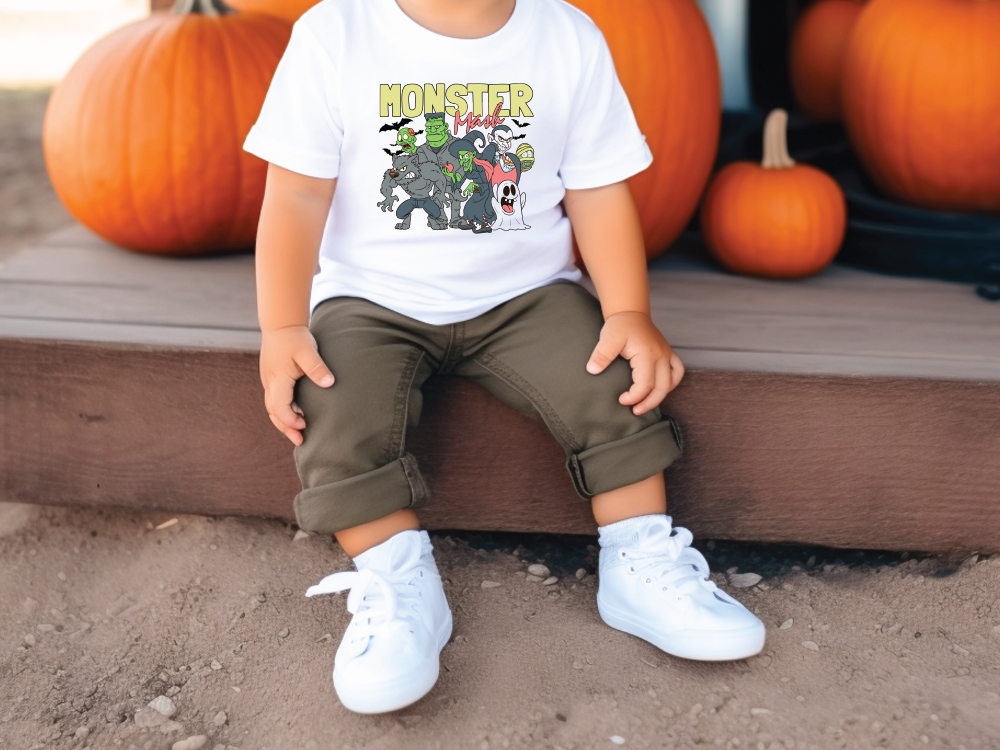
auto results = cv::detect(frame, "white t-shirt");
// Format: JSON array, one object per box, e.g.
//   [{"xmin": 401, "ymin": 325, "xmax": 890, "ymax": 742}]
[{"xmin": 243, "ymin": 0, "xmax": 653, "ymax": 325}]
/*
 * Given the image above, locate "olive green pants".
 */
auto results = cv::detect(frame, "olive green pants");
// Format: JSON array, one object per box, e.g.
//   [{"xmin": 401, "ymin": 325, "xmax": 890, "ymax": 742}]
[{"xmin": 292, "ymin": 280, "xmax": 683, "ymax": 534}]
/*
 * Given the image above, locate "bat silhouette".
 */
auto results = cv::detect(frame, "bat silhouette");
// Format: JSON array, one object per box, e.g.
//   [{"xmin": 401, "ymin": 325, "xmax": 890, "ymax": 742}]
[
  {"xmin": 513, "ymin": 134, "xmax": 527, "ymax": 140},
  {"xmin": 512, "ymin": 119, "xmax": 531, "ymax": 128},
  {"xmin": 383, "ymin": 147, "xmax": 403, "ymax": 156},
  {"xmin": 379, "ymin": 117, "xmax": 414, "ymax": 133}
]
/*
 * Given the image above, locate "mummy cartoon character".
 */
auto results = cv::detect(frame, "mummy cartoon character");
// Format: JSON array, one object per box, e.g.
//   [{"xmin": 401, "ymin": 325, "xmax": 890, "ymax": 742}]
[
  {"xmin": 492, "ymin": 179, "xmax": 529, "ymax": 231},
  {"xmin": 515, "ymin": 143, "xmax": 534, "ymax": 171}
]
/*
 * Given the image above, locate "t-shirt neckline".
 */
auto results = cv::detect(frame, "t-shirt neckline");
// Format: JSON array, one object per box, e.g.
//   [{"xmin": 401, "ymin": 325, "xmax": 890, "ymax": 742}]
[{"xmin": 372, "ymin": 0, "xmax": 535, "ymax": 58}]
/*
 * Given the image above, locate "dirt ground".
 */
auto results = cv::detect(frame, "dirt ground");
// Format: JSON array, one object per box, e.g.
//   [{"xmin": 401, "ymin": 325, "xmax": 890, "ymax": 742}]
[{"xmin": 2, "ymin": 87, "xmax": 1000, "ymax": 750}]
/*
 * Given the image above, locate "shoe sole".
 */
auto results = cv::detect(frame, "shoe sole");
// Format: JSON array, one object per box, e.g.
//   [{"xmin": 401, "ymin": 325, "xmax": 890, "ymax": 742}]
[
  {"xmin": 334, "ymin": 610, "xmax": 454, "ymax": 714},
  {"xmin": 597, "ymin": 596, "xmax": 765, "ymax": 662}
]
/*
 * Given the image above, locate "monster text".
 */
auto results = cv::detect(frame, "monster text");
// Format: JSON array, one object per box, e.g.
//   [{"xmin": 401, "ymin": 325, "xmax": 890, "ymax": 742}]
[{"xmin": 380, "ymin": 83, "xmax": 534, "ymax": 119}]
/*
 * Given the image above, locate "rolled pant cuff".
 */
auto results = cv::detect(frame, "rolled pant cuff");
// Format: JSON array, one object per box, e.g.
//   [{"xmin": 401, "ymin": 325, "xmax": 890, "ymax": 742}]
[
  {"xmin": 293, "ymin": 453, "xmax": 429, "ymax": 534},
  {"xmin": 567, "ymin": 416, "xmax": 683, "ymax": 499}
]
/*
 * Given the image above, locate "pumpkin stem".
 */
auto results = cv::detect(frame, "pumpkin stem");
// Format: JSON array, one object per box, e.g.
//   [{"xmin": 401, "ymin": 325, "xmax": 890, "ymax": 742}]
[
  {"xmin": 171, "ymin": 0, "xmax": 235, "ymax": 15},
  {"xmin": 761, "ymin": 109, "xmax": 796, "ymax": 169}
]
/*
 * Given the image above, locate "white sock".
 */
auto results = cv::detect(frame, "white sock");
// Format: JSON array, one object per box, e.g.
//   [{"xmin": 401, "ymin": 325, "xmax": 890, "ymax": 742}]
[{"xmin": 597, "ymin": 513, "xmax": 673, "ymax": 551}]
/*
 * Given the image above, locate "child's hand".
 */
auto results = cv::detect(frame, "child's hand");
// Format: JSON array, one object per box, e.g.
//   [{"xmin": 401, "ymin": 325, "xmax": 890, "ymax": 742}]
[
  {"xmin": 585, "ymin": 311, "xmax": 685, "ymax": 416},
  {"xmin": 259, "ymin": 326, "xmax": 335, "ymax": 446}
]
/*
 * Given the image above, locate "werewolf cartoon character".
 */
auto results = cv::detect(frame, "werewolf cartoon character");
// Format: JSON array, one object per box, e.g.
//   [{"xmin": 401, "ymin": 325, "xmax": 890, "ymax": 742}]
[
  {"xmin": 515, "ymin": 143, "xmax": 535, "ymax": 171},
  {"xmin": 377, "ymin": 152, "xmax": 448, "ymax": 230},
  {"xmin": 446, "ymin": 137, "xmax": 496, "ymax": 233},
  {"xmin": 416, "ymin": 112, "xmax": 463, "ymax": 229}
]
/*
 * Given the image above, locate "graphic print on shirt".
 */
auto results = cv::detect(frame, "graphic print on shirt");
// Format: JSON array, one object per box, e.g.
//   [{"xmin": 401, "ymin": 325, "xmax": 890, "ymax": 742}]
[{"xmin": 376, "ymin": 83, "xmax": 536, "ymax": 234}]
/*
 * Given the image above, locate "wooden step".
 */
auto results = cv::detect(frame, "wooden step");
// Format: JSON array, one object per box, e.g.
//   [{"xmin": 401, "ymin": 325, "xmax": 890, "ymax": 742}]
[{"xmin": 2, "ymin": 224, "xmax": 998, "ymax": 552}]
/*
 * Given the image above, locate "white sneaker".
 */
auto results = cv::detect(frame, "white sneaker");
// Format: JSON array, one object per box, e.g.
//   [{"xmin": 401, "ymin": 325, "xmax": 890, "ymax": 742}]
[
  {"xmin": 305, "ymin": 529, "xmax": 453, "ymax": 713},
  {"xmin": 597, "ymin": 514, "xmax": 765, "ymax": 661}
]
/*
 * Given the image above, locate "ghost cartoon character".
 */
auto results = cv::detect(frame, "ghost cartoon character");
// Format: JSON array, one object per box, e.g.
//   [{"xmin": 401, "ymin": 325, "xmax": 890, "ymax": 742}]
[{"xmin": 492, "ymin": 179, "xmax": 529, "ymax": 231}]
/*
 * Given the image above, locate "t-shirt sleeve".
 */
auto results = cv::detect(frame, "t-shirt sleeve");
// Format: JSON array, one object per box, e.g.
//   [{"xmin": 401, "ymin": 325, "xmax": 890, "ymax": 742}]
[
  {"xmin": 242, "ymin": 22, "xmax": 343, "ymax": 179},
  {"xmin": 558, "ymin": 31, "xmax": 653, "ymax": 190}
]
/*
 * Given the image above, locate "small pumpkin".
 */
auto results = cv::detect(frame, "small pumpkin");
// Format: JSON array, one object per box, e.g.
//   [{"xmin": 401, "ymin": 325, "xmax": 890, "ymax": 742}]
[
  {"xmin": 789, "ymin": 0, "xmax": 865, "ymax": 121},
  {"xmin": 568, "ymin": 0, "xmax": 720, "ymax": 260},
  {"xmin": 223, "ymin": 0, "xmax": 320, "ymax": 24},
  {"xmin": 841, "ymin": 0, "xmax": 1000, "ymax": 213},
  {"xmin": 700, "ymin": 109, "xmax": 846, "ymax": 279},
  {"xmin": 43, "ymin": 0, "xmax": 291, "ymax": 254}
]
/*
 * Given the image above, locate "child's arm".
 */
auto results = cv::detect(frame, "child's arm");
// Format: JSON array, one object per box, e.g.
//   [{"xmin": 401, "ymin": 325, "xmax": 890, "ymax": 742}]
[
  {"xmin": 563, "ymin": 182, "xmax": 685, "ymax": 416},
  {"xmin": 256, "ymin": 163, "xmax": 338, "ymax": 446}
]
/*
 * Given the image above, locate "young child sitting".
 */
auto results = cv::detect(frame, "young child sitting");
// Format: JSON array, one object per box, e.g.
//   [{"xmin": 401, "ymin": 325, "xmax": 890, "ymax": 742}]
[{"xmin": 244, "ymin": 0, "xmax": 765, "ymax": 715}]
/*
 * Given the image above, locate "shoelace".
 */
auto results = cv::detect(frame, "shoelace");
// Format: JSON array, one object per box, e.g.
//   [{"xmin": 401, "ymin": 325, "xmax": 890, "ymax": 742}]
[
  {"xmin": 618, "ymin": 520, "xmax": 716, "ymax": 599},
  {"xmin": 306, "ymin": 568, "xmax": 422, "ymax": 648}
]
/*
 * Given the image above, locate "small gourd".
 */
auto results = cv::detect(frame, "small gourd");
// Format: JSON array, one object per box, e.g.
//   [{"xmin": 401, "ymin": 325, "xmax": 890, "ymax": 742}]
[{"xmin": 700, "ymin": 109, "xmax": 847, "ymax": 279}]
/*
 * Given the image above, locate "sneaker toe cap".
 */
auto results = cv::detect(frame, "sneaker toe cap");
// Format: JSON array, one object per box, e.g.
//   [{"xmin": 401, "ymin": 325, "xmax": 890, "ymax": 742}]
[
  {"xmin": 689, "ymin": 590, "xmax": 763, "ymax": 632},
  {"xmin": 335, "ymin": 627, "xmax": 437, "ymax": 687}
]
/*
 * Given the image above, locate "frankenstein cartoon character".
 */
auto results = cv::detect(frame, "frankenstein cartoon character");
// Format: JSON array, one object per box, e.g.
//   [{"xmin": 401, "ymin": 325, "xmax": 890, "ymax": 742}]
[
  {"xmin": 416, "ymin": 112, "xmax": 462, "ymax": 229},
  {"xmin": 424, "ymin": 113, "xmax": 449, "ymax": 150},
  {"xmin": 515, "ymin": 143, "xmax": 534, "ymax": 171}
]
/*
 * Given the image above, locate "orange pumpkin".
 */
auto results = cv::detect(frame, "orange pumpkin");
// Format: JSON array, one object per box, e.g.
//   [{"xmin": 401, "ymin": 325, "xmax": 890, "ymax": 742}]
[
  {"xmin": 841, "ymin": 0, "xmax": 1000, "ymax": 213},
  {"xmin": 568, "ymin": 0, "xmax": 721, "ymax": 260},
  {"xmin": 43, "ymin": 0, "xmax": 291, "ymax": 255},
  {"xmin": 789, "ymin": 0, "xmax": 865, "ymax": 121},
  {"xmin": 700, "ymin": 110, "xmax": 846, "ymax": 279},
  {"xmin": 224, "ymin": 0, "xmax": 319, "ymax": 24}
]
